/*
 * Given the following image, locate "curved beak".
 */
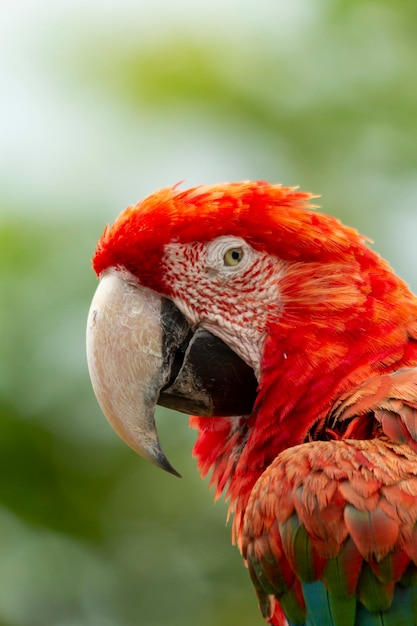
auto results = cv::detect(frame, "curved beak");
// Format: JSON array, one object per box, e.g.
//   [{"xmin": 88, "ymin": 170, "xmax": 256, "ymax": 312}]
[{"xmin": 86, "ymin": 268, "xmax": 257, "ymax": 476}]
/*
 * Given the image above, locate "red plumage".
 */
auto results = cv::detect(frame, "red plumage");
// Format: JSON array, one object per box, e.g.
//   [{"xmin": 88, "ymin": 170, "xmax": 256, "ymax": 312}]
[{"xmin": 91, "ymin": 181, "xmax": 417, "ymax": 625}]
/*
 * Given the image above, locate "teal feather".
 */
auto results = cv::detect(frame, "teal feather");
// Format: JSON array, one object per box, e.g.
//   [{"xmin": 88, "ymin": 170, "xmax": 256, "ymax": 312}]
[
  {"xmin": 286, "ymin": 575, "xmax": 417, "ymax": 626},
  {"xmin": 356, "ymin": 582, "xmax": 417, "ymax": 626},
  {"xmin": 299, "ymin": 580, "xmax": 355, "ymax": 626},
  {"xmin": 303, "ymin": 580, "xmax": 343, "ymax": 626}
]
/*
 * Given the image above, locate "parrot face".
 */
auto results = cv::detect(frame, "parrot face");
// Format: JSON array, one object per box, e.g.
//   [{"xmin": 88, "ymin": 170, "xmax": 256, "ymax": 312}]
[
  {"xmin": 160, "ymin": 235, "xmax": 284, "ymax": 374},
  {"xmin": 87, "ymin": 181, "xmax": 417, "ymax": 626},
  {"xmin": 87, "ymin": 181, "xmax": 385, "ymax": 472},
  {"xmin": 87, "ymin": 181, "xmax": 315, "ymax": 473}
]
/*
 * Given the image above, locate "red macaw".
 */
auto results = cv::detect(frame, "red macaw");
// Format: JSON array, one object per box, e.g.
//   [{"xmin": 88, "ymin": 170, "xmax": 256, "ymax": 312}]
[{"xmin": 86, "ymin": 181, "xmax": 417, "ymax": 626}]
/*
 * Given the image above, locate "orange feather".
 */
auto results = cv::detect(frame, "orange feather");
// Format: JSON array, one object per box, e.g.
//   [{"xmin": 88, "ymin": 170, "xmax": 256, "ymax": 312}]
[{"xmin": 242, "ymin": 439, "xmax": 417, "ymax": 624}]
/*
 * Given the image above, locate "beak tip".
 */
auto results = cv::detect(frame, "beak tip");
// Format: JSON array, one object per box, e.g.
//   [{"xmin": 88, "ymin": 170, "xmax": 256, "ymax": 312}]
[
  {"xmin": 168, "ymin": 466, "xmax": 183, "ymax": 479},
  {"xmin": 153, "ymin": 451, "xmax": 182, "ymax": 478}
]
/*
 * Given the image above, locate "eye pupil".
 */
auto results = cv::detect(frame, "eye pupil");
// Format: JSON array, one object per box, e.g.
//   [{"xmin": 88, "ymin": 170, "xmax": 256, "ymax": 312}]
[{"xmin": 224, "ymin": 247, "xmax": 244, "ymax": 266}]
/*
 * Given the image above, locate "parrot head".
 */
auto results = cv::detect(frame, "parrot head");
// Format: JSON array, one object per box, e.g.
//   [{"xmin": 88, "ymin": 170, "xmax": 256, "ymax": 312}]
[{"xmin": 87, "ymin": 181, "xmax": 417, "ymax": 498}]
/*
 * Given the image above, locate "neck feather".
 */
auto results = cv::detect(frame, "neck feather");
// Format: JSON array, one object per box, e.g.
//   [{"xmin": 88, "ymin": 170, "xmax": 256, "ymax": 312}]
[{"xmin": 191, "ymin": 257, "xmax": 417, "ymax": 544}]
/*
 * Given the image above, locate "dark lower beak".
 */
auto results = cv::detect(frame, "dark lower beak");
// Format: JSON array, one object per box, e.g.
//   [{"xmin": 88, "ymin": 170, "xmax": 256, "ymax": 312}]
[{"xmin": 87, "ymin": 268, "xmax": 257, "ymax": 476}]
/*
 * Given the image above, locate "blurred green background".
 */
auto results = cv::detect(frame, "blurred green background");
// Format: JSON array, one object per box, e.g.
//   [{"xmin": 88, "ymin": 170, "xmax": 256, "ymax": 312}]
[{"xmin": 1, "ymin": 1, "xmax": 417, "ymax": 625}]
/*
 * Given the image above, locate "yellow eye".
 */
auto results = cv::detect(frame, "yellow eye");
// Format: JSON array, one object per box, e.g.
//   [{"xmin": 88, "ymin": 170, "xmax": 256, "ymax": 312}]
[{"xmin": 223, "ymin": 247, "xmax": 244, "ymax": 266}]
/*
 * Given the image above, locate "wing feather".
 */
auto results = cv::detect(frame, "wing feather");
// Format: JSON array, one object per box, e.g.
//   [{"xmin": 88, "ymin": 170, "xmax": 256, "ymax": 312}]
[{"xmin": 242, "ymin": 439, "xmax": 417, "ymax": 625}]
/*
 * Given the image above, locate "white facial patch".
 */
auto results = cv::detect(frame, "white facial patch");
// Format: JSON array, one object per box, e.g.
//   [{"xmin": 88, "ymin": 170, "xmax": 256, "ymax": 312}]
[{"xmin": 162, "ymin": 236, "xmax": 285, "ymax": 377}]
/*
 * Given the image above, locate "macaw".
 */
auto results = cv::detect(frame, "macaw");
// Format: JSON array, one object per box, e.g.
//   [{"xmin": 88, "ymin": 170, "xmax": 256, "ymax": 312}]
[{"xmin": 86, "ymin": 181, "xmax": 417, "ymax": 626}]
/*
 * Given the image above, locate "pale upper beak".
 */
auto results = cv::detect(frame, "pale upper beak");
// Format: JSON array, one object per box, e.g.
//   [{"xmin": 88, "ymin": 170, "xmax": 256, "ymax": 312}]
[{"xmin": 86, "ymin": 268, "xmax": 257, "ymax": 476}]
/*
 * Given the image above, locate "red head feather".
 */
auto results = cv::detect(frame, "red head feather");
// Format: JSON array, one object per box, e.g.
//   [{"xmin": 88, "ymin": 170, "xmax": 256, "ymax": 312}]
[{"xmin": 92, "ymin": 180, "xmax": 372, "ymax": 293}]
